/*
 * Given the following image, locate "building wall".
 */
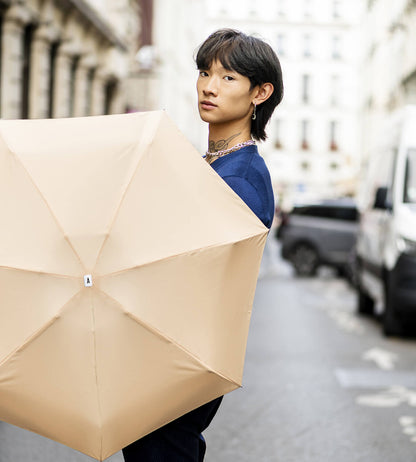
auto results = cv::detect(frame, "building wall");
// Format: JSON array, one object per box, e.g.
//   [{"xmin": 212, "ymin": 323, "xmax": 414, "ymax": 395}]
[
  {"xmin": 126, "ymin": 0, "xmax": 207, "ymax": 152},
  {"xmin": 0, "ymin": 0, "xmax": 139, "ymax": 120},
  {"xmin": 152, "ymin": 0, "xmax": 206, "ymax": 151},
  {"xmin": 361, "ymin": 0, "xmax": 416, "ymax": 159}
]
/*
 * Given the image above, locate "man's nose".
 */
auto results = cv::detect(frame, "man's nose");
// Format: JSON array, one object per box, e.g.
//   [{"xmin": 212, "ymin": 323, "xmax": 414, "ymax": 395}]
[{"xmin": 203, "ymin": 76, "xmax": 218, "ymax": 96}]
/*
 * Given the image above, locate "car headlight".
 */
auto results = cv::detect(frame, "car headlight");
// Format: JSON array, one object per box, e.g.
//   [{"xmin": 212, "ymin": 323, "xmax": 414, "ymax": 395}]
[{"xmin": 397, "ymin": 236, "xmax": 416, "ymax": 255}]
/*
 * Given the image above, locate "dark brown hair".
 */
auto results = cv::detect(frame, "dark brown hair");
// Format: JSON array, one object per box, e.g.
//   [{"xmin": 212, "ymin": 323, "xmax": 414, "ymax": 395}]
[{"xmin": 195, "ymin": 28, "xmax": 284, "ymax": 141}]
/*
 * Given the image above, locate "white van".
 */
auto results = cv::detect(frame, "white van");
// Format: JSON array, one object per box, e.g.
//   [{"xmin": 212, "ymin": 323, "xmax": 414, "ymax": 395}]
[{"xmin": 356, "ymin": 105, "xmax": 416, "ymax": 336}]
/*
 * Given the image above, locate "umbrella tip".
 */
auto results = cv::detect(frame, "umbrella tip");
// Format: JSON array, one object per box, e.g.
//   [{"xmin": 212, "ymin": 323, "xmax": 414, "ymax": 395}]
[{"xmin": 84, "ymin": 274, "xmax": 93, "ymax": 287}]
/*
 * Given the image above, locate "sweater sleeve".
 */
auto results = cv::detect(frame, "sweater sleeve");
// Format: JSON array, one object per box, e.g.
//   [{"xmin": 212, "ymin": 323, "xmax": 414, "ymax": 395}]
[{"xmin": 222, "ymin": 175, "xmax": 270, "ymax": 227}]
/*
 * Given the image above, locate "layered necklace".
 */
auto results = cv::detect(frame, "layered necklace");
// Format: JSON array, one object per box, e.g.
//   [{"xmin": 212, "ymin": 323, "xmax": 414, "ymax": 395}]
[{"xmin": 205, "ymin": 140, "xmax": 255, "ymax": 164}]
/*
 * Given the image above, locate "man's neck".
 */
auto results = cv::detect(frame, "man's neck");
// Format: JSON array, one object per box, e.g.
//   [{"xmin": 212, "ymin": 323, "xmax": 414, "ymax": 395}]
[{"xmin": 208, "ymin": 125, "xmax": 252, "ymax": 153}]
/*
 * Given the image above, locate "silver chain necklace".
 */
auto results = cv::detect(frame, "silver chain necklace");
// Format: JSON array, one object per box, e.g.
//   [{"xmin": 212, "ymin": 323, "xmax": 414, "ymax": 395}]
[{"xmin": 205, "ymin": 140, "xmax": 255, "ymax": 162}]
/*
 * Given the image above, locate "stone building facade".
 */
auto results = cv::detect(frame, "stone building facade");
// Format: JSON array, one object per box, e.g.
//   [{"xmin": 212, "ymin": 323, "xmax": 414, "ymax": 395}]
[
  {"xmin": 361, "ymin": 0, "xmax": 416, "ymax": 157},
  {"xmin": 0, "ymin": 0, "xmax": 140, "ymax": 120}
]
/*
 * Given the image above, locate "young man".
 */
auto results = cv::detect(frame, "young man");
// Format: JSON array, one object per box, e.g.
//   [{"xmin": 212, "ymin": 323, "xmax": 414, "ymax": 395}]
[{"xmin": 123, "ymin": 28, "xmax": 283, "ymax": 462}]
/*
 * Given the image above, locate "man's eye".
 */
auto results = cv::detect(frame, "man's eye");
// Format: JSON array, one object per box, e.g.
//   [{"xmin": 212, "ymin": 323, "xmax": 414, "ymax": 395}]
[
  {"xmin": 224, "ymin": 76, "xmax": 234, "ymax": 81},
  {"xmin": 199, "ymin": 71, "xmax": 208, "ymax": 77}
]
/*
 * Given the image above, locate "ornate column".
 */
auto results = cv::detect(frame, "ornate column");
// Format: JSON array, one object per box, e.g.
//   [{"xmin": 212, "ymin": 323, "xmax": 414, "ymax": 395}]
[
  {"xmin": 52, "ymin": 45, "xmax": 74, "ymax": 118},
  {"xmin": 29, "ymin": 25, "xmax": 55, "ymax": 119},
  {"xmin": 1, "ymin": 5, "xmax": 30, "ymax": 119},
  {"xmin": 108, "ymin": 79, "xmax": 124, "ymax": 114},
  {"xmin": 73, "ymin": 55, "xmax": 96, "ymax": 117}
]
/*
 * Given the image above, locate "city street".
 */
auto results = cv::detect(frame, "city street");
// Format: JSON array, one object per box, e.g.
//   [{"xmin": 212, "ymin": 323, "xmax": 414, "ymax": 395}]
[{"xmin": 1, "ymin": 239, "xmax": 416, "ymax": 462}]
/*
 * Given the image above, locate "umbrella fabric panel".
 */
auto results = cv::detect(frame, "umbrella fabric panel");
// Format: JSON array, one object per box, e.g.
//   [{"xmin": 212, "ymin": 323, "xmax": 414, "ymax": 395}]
[
  {"xmin": 0, "ymin": 268, "xmax": 81, "ymax": 366},
  {"xmin": 94, "ymin": 112, "xmax": 267, "ymax": 276},
  {"xmin": 0, "ymin": 112, "xmax": 159, "ymax": 272},
  {"xmin": 0, "ymin": 110, "xmax": 268, "ymax": 460},
  {"xmin": 0, "ymin": 135, "xmax": 83, "ymax": 276},
  {"xmin": 91, "ymin": 289, "xmax": 238, "ymax": 460},
  {"xmin": 0, "ymin": 292, "xmax": 102, "ymax": 460},
  {"xmin": 99, "ymin": 233, "xmax": 267, "ymax": 386}
]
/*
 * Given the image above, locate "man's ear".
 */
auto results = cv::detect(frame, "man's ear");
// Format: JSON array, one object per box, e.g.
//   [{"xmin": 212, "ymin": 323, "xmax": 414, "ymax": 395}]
[{"xmin": 253, "ymin": 83, "xmax": 274, "ymax": 106}]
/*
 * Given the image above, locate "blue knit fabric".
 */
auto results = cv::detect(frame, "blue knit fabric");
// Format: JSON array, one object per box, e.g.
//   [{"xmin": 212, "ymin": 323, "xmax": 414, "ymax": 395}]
[{"xmin": 210, "ymin": 144, "xmax": 275, "ymax": 228}]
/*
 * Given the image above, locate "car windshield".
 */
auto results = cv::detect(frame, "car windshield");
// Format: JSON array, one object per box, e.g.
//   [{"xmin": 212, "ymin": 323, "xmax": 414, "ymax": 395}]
[{"xmin": 404, "ymin": 148, "xmax": 416, "ymax": 203}]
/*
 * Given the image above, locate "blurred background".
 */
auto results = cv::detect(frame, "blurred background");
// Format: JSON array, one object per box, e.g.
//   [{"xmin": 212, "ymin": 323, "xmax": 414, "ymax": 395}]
[
  {"xmin": 2, "ymin": 1, "xmax": 416, "ymax": 461},
  {"xmin": 1, "ymin": 0, "xmax": 411, "ymax": 206}
]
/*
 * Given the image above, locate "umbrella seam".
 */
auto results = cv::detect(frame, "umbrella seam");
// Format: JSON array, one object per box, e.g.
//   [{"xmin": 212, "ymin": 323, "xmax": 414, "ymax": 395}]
[
  {"xmin": 0, "ymin": 125, "xmax": 86, "ymax": 273},
  {"xmin": 0, "ymin": 290, "xmax": 81, "ymax": 369},
  {"xmin": 96, "ymin": 288, "xmax": 241, "ymax": 389},
  {"xmin": 90, "ymin": 290, "xmax": 104, "ymax": 460},
  {"xmin": 91, "ymin": 112, "xmax": 161, "ymax": 272},
  {"xmin": 97, "ymin": 231, "xmax": 267, "ymax": 278},
  {"xmin": 0, "ymin": 265, "xmax": 79, "ymax": 279}
]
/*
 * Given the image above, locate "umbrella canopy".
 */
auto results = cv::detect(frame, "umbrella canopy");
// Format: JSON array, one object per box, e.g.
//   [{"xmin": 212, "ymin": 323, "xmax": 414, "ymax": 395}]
[{"xmin": 0, "ymin": 111, "xmax": 268, "ymax": 460}]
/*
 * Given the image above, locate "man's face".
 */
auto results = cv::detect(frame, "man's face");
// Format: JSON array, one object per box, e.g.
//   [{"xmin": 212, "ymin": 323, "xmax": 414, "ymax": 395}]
[{"xmin": 196, "ymin": 60, "xmax": 257, "ymax": 128}]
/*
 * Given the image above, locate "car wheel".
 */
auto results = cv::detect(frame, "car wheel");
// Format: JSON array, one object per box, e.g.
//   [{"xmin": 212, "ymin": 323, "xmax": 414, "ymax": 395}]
[
  {"xmin": 382, "ymin": 274, "xmax": 403, "ymax": 337},
  {"xmin": 290, "ymin": 243, "xmax": 319, "ymax": 276},
  {"xmin": 357, "ymin": 286, "xmax": 374, "ymax": 315}
]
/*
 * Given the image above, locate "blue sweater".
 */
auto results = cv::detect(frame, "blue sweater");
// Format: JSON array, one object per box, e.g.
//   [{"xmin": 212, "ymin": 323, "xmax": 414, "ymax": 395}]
[{"xmin": 209, "ymin": 145, "xmax": 275, "ymax": 228}]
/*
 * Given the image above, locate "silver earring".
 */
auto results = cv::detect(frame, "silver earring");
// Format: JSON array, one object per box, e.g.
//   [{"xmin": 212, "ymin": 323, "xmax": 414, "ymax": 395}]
[{"xmin": 252, "ymin": 103, "xmax": 257, "ymax": 121}]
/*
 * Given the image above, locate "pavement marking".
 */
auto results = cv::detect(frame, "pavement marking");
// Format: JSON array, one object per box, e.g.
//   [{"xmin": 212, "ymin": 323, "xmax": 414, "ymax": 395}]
[
  {"xmin": 399, "ymin": 416, "xmax": 416, "ymax": 444},
  {"xmin": 354, "ymin": 386, "xmax": 416, "ymax": 408},
  {"xmin": 328, "ymin": 310, "xmax": 365, "ymax": 334},
  {"xmin": 303, "ymin": 279, "xmax": 366, "ymax": 335},
  {"xmin": 335, "ymin": 368, "xmax": 416, "ymax": 389},
  {"xmin": 362, "ymin": 347, "xmax": 398, "ymax": 370}
]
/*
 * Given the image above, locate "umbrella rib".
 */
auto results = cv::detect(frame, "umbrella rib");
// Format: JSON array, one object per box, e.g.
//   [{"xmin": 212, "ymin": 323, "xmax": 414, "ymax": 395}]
[
  {"xmin": 99, "ymin": 231, "xmax": 267, "ymax": 278},
  {"xmin": 89, "ymin": 290, "xmax": 104, "ymax": 459},
  {"xmin": 92, "ymin": 114, "xmax": 159, "ymax": 271},
  {"xmin": 0, "ymin": 127, "xmax": 86, "ymax": 273},
  {"xmin": 96, "ymin": 288, "xmax": 241, "ymax": 389},
  {"xmin": 0, "ymin": 290, "xmax": 81, "ymax": 369},
  {"xmin": 0, "ymin": 264, "xmax": 79, "ymax": 280}
]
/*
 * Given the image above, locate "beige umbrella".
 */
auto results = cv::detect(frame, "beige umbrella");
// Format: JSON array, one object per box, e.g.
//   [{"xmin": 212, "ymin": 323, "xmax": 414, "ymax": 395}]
[{"xmin": 0, "ymin": 111, "xmax": 268, "ymax": 460}]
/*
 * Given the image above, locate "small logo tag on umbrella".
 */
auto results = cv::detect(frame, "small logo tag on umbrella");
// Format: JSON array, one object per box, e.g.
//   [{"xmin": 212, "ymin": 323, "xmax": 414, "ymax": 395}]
[{"xmin": 84, "ymin": 275, "xmax": 93, "ymax": 287}]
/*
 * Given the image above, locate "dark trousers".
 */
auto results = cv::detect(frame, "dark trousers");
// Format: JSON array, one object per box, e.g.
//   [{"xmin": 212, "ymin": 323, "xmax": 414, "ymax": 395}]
[{"xmin": 122, "ymin": 397, "xmax": 223, "ymax": 462}]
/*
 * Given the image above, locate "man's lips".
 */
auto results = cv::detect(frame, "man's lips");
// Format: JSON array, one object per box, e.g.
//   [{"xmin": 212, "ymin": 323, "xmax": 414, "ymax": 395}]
[{"xmin": 200, "ymin": 101, "xmax": 217, "ymax": 110}]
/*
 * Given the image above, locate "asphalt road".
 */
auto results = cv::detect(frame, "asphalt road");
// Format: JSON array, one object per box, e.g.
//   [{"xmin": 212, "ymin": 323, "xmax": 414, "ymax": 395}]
[
  {"xmin": 204, "ymin": 238, "xmax": 416, "ymax": 461},
  {"xmin": 1, "ymin": 237, "xmax": 415, "ymax": 462}
]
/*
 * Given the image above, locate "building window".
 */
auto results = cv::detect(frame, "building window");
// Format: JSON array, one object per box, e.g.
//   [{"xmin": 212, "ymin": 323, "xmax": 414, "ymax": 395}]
[
  {"xmin": 301, "ymin": 120, "xmax": 310, "ymax": 150},
  {"xmin": 332, "ymin": 0, "xmax": 341, "ymax": 18},
  {"xmin": 0, "ymin": 13, "xmax": 3, "ymax": 116},
  {"xmin": 86, "ymin": 68, "xmax": 95, "ymax": 116},
  {"xmin": 277, "ymin": 0, "xmax": 286, "ymax": 17},
  {"xmin": 48, "ymin": 42, "xmax": 59, "ymax": 118},
  {"xmin": 104, "ymin": 79, "xmax": 117, "ymax": 115},
  {"xmin": 303, "ymin": 0, "xmax": 313, "ymax": 18},
  {"xmin": 139, "ymin": 0, "xmax": 153, "ymax": 46},
  {"xmin": 21, "ymin": 24, "xmax": 36, "ymax": 119},
  {"xmin": 69, "ymin": 55, "xmax": 80, "ymax": 117},
  {"xmin": 331, "ymin": 35, "xmax": 341, "ymax": 60},
  {"xmin": 302, "ymin": 74, "xmax": 311, "ymax": 104},
  {"xmin": 276, "ymin": 33, "xmax": 285, "ymax": 56},
  {"xmin": 303, "ymin": 34, "xmax": 312, "ymax": 58},
  {"xmin": 330, "ymin": 75, "xmax": 339, "ymax": 106},
  {"xmin": 274, "ymin": 119, "xmax": 283, "ymax": 149},
  {"xmin": 329, "ymin": 121, "xmax": 339, "ymax": 151}
]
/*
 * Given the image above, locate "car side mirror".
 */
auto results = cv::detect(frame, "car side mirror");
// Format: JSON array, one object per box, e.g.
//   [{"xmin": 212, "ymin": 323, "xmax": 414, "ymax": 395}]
[{"xmin": 373, "ymin": 186, "xmax": 392, "ymax": 210}]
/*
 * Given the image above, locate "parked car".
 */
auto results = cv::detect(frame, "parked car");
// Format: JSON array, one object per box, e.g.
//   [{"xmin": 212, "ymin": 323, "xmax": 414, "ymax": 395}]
[
  {"xmin": 355, "ymin": 105, "xmax": 416, "ymax": 336},
  {"xmin": 277, "ymin": 198, "xmax": 359, "ymax": 277}
]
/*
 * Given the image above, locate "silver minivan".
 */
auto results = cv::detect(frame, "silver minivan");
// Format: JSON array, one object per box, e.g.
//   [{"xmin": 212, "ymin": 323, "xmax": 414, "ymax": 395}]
[{"xmin": 278, "ymin": 199, "xmax": 358, "ymax": 277}]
